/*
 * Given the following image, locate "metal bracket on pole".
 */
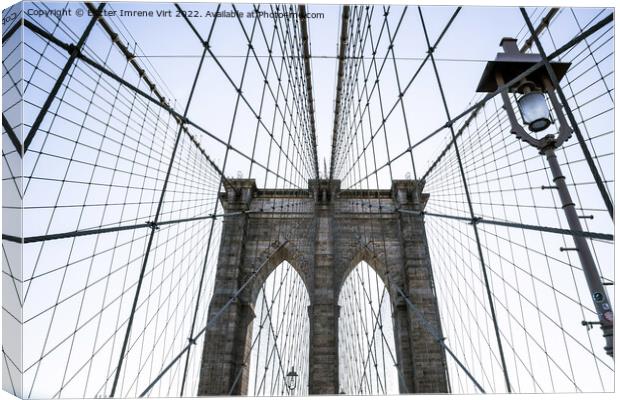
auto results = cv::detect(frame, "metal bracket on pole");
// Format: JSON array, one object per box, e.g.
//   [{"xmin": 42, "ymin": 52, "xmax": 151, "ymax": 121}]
[
  {"xmin": 582, "ymin": 320, "xmax": 602, "ymax": 331},
  {"xmin": 559, "ymin": 247, "xmax": 579, "ymax": 252}
]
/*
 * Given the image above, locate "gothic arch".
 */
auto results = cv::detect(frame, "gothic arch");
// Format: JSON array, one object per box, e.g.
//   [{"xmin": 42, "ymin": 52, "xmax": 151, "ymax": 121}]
[
  {"xmin": 336, "ymin": 246, "xmax": 401, "ymax": 395},
  {"xmin": 249, "ymin": 240, "xmax": 311, "ymax": 307},
  {"xmin": 336, "ymin": 244, "xmax": 396, "ymax": 306},
  {"xmin": 247, "ymin": 254, "xmax": 311, "ymax": 396}
]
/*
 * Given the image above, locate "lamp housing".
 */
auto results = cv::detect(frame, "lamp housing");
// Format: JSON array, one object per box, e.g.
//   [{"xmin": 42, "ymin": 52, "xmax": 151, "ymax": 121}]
[
  {"xmin": 476, "ymin": 37, "xmax": 573, "ymax": 149},
  {"xmin": 285, "ymin": 367, "xmax": 298, "ymax": 391}
]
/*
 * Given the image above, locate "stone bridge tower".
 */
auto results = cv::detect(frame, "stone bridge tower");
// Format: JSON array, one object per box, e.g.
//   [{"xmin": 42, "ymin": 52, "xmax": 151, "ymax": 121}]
[{"xmin": 197, "ymin": 179, "xmax": 448, "ymax": 395}]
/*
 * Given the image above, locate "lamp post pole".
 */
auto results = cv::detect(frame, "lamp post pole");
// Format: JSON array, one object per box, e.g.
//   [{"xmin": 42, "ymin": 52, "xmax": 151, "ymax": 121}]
[
  {"xmin": 541, "ymin": 139, "xmax": 613, "ymax": 357},
  {"xmin": 477, "ymin": 38, "xmax": 613, "ymax": 358}
]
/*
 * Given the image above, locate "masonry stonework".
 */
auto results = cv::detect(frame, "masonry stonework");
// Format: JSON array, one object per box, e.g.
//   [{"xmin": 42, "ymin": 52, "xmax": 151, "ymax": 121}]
[{"xmin": 197, "ymin": 179, "xmax": 448, "ymax": 395}]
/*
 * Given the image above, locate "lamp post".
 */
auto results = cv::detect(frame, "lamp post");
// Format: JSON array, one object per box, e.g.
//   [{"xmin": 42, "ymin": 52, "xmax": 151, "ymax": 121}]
[
  {"xmin": 477, "ymin": 38, "xmax": 613, "ymax": 357},
  {"xmin": 284, "ymin": 367, "xmax": 298, "ymax": 392}
]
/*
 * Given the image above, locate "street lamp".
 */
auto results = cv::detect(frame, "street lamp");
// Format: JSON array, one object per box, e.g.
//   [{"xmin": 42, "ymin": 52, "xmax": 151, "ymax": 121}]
[
  {"xmin": 285, "ymin": 367, "xmax": 298, "ymax": 392},
  {"xmin": 477, "ymin": 37, "xmax": 613, "ymax": 357}
]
